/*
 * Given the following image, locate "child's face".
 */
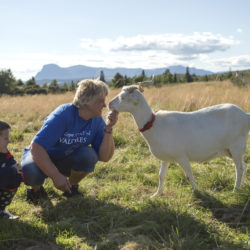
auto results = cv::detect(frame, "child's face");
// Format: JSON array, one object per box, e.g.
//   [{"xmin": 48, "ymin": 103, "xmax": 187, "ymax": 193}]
[{"xmin": 0, "ymin": 129, "xmax": 10, "ymax": 153}]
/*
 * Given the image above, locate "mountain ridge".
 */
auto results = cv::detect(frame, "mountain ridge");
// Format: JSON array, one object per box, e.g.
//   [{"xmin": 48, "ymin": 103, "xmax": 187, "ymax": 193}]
[{"xmin": 35, "ymin": 64, "xmax": 214, "ymax": 85}]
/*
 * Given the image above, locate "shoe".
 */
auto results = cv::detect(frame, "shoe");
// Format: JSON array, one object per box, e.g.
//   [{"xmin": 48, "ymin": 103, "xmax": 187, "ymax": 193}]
[
  {"xmin": 0, "ymin": 209, "xmax": 19, "ymax": 220},
  {"xmin": 26, "ymin": 186, "xmax": 48, "ymax": 203},
  {"xmin": 63, "ymin": 184, "xmax": 81, "ymax": 197}
]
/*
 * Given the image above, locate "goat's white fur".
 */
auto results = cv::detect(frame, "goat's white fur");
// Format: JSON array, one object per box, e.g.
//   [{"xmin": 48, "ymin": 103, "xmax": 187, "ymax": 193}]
[{"xmin": 109, "ymin": 85, "xmax": 250, "ymax": 196}]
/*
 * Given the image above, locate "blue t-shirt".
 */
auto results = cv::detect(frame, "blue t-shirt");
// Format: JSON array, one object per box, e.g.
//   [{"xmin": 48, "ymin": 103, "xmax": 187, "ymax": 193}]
[{"xmin": 33, "ymin": 103, "xmax": 105, "ymax": 159}]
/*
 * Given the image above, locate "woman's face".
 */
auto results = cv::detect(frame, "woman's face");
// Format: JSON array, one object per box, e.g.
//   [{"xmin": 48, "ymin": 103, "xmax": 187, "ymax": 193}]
[{"xmin": 86, "ymin": 95, "xmax": 107, "ymax": 117}]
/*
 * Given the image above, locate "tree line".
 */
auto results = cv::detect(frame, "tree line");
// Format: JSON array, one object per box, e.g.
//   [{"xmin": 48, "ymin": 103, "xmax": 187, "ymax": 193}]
[
  {"xmin": 0, "ymin": 67, "xmax": 246, "ymax": 96},
  {"xmin": 109, "ymin": 67, "xmax": 240, "ymax": 88},
  {"xmin": 0, "ymin": 69, "xmax": 77, "ymax": 95}
]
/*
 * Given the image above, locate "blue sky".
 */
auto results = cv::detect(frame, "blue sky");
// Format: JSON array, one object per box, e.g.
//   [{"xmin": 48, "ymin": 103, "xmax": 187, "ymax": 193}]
[{"xmin": 1, "ymin": 0, "xmax": 250, "ymax": 80}]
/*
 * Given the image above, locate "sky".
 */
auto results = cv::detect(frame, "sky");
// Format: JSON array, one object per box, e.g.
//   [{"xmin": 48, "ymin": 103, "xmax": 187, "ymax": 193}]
[{"xmin": 1, "ymin": 0, "xmax": 250, "ymax": 80}]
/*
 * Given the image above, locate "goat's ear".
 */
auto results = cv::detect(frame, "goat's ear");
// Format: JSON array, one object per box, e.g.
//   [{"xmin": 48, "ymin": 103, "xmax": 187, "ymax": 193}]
[
  {"xmin": 138, "ymin": 82, "xmax": 144, "ymax": 93},
  {"xmin": 128, "ymin": 86, "xmax": 138, "ymax": 93}
]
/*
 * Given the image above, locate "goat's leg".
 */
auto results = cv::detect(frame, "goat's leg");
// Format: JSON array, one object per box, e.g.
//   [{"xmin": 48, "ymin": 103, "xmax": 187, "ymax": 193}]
[
  {"xmin": 151, "ymin": 161, "xmax": 168, "ymax": 198},
  {"xmin": 232, "ymin": 157, "xmax": 245, "ymax": 191},
  {"xmin": 230, "ymin": 138, "xmax": 247, "ymax": 191},
  {"xmin": 177, "ymin": 157, "xmax": 197, "ymax": 190}
]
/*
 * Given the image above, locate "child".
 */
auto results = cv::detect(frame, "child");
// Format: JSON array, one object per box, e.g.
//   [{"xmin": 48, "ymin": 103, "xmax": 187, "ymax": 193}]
[{"xmin": 0, "ymin": 121, "xmax": 23, "ymax": 219}]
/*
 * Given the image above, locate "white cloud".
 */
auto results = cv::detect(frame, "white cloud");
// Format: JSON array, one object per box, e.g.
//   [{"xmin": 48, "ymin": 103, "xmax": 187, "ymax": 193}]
[
  {"xmin": 236, "ymin": 28, "xmax": 243, "ymax": 33},
  {"xmin": 0, "ymin": 32, "xmax": 246, "ymax": 80},
  {"xmin": 80, "ymin": 32, "xmax": 239, "ymax": 57},
  {"xmin": 211, "ymin": 55, "xmax": 250, "ymax": 69}
]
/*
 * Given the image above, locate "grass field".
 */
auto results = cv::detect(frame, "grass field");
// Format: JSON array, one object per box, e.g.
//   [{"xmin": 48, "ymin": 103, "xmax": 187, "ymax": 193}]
[{"xmin": 0, "ymin": 80, "xmax": 249, "ymax": 249}]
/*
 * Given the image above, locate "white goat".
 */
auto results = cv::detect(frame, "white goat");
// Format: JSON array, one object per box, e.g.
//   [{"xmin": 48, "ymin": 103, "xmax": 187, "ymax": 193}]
[{"xmin": 109, "ymin": 85, "xmax": 250, "ymax": 196}]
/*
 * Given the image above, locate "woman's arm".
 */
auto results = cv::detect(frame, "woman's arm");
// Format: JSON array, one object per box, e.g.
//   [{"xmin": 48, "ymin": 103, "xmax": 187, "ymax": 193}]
[
  {"xmin": 98, "ymin": 127, "xmax": 115, "ymax": 162},
  {"xmin": 98, "ymin": 111, "xmax": 118, "ymax": 162},
  {"xmin": 30, "ymin": 142, "xmax": 71, "ymax": 193}
]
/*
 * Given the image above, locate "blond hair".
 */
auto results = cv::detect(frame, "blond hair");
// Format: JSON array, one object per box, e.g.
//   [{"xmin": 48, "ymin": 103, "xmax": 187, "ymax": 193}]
[{"xmin": 73, "ymin": 79, "xmax": 109, "ymax": 108}]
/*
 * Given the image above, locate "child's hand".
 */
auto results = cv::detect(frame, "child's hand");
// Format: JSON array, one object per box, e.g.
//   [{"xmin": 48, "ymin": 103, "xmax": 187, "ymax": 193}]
[{"xmin": 13, "ymin": 164, "xmax": 22, "ymax": 175}]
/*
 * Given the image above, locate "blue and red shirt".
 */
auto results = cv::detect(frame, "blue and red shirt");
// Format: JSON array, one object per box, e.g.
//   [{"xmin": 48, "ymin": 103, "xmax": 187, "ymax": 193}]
[{"xmin": 0, "ymin": 151, "xmax": 23, "ymax": 189}]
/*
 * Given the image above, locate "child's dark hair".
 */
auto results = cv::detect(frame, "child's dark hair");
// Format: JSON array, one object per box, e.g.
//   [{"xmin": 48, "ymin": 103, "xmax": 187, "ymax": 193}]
[{"xmin": 0, "ymin": 120, "xmax": 11, "ymax": 134}]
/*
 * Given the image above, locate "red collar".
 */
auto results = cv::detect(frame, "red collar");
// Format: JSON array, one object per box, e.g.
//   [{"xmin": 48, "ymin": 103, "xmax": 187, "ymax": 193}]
[{"xmin": 139, "ymin": 114, "xmax": 156, "ymax": 132}]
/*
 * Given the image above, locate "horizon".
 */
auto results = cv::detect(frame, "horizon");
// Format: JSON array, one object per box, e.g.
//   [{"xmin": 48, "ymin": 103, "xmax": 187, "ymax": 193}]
[{"xmin": 1, "ymin": 0, "xmax": 250, "ymax": 80}]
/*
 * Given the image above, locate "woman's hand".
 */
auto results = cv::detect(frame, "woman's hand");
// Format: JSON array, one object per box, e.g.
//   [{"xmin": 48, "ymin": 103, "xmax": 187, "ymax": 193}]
[
  {"xmin": 51, "ymin": 172, "xmax": 72, "ymax": 193},
  {"xmin": 31, "ymin": 142, "xmax": 72, "ymax": 193},
  {"xmin": 106, "ymin": 110, "xmax": 119, "ymax": 127}
]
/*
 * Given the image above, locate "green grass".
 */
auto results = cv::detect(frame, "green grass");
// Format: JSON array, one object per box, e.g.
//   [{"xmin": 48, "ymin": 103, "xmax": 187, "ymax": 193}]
[
  {"xmin": 0, "ymin": 92, "xmax": 250, "ymax": 249},
  {"xmin": 1, "ymin": 141, "xmax": 249, "ymax": 249}
]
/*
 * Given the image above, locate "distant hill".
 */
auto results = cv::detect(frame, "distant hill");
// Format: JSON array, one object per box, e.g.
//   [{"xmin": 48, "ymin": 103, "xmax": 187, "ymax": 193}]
[{"xmin": 35, "ymin": 64, "xmax": 214, "ymax": 85}]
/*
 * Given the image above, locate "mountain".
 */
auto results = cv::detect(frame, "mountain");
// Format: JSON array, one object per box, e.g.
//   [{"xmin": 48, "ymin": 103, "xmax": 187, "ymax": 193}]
[{"xmin": 35, "ymin": 64, "xmax": 214, "ymax": 85}]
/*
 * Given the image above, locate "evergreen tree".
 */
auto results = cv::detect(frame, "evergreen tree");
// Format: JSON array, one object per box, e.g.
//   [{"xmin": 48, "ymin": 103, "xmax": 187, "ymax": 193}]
[
  {"xmin": 69, "ymin": 81, "xmax": 76, "ymax": 91},
  {"xmin": 164, "ymin": 69, "xmax": 170, "ymax": 75},
  {"xmin": 61, "ymin": 83, "xmax": 69, "ymax": 92},
  {"xmin": 99, "ymin": 70, "xmax": 105, "ymax": 82},
  {"xmin": 141, "ymin": 70, "xmax": 146, "ymax": 80},
  {"xmin": 112, "ymin": 73, "xmax": 124, "ymax": 88},
  {"xmin": 48, "ymin": 79, "xmax": 59, "ymax": 93},
  {"xmin": 16, "ymin": 79, "xmax": 24, "ymax": 86},
  {"xmin": 227, "ymin": 67, "xmax": 233, "ymax": 79},
  {"xmin": 124, "ymin": 75, "xmax": 130, "ymax": 85},
  {"xmin": 0, "ymin": 69, "xmax": 16, "ymax": 94},
  {"xmin": 50, "ymin": 79, "xmax": 59, "ymax": 87},
  {"xmin": 26, "ymin": 77, "xmax": 37, "ymax": 86},
  {"xmin": 184, "ymin": 67, "xmax": 193, "ymax": 82},
  {"xmin": 202, "ymin": 75, "xmax": 208, "ymax": 81},
  {"xmin": 173, "ymin": 73, "xmax": 177, "ymax": 83}
]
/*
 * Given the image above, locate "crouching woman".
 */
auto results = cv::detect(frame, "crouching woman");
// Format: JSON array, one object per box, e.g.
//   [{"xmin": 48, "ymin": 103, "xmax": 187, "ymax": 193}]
[{"xmin": 21, "ymin": 79, "xmax": 118, "ymax": 203}]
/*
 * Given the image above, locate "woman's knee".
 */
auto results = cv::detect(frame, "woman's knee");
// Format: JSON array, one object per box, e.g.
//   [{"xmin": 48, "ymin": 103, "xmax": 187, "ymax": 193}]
[
  {"xmin": 21, "ymin": 151, "xmax": 46, "ymax": 186},
  {"xmin": 72, "ymin": 147, "xmax": 98, "ymax": 172},
  {"xmin": 22, "ymin": 163, "xmax": 46, "ymax": 186}
]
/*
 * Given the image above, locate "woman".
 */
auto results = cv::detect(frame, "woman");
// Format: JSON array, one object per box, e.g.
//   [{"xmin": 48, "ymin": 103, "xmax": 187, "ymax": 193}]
[{"xmin": 21, "ymin": 79, "xmax": 118, "ymax": 202}]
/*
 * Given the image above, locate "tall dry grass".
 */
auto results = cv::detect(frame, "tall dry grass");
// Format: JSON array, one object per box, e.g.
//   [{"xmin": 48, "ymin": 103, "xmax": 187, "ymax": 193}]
[
  {"xmin": 0, "ymin": 92, "xmax": 74, "ymax": 115},
  {"xmin": 0, "ymin": 80, "xmax": 249, "ymax": 139},
  {"xmin": 144, "ymin": 80, "xmax": 250, "ymax": 112},
  {"xmin": 1, "ymin": 80, "xmax": 249, "ymax": 116},
  {"xmin": 0, "ymin": 92, "xmax": 74, "ymax": 132}
]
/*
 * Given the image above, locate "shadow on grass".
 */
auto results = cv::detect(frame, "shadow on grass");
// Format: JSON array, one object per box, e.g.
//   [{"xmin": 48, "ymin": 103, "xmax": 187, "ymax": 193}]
[
  {"xmin": 194, "ymin": 190, "xmax": 250, "ymax": 230},
  {"xmin": 0, "ymin": 219, "xmax": 63, "ymax": 250},
  {"xmin": 1, "ymin": 189, "xmax": 248, "ymax": 249},
  {"xmin": 39, "ymin": 196, "xmax": 215, "ymax": 249}
]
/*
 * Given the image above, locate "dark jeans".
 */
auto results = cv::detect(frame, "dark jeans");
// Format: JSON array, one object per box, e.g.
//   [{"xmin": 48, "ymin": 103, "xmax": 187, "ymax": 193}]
[{"xmin": 21, "ymin": 146, "xmax": 98, "ymax": 186}]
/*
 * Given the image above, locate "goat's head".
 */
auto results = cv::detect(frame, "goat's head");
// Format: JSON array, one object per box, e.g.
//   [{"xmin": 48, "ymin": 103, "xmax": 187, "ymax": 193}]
[{"xmin": 108, "ymin": 85, "xmax": 144, "ymax": 113}]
